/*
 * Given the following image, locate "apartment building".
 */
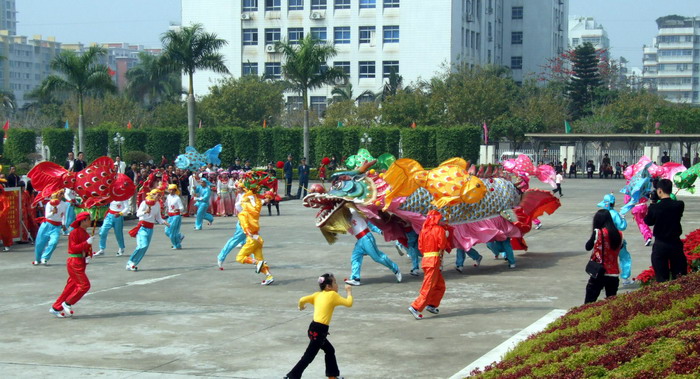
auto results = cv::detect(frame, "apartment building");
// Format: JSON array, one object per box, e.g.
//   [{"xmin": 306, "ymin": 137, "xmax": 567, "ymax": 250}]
[
  {"xmin": 568, "ymin": 16, "xmax": 609, "ymax": 52},
  {"xmin": 642, "ymin": 15, "xmax": 700, "ymax": 104},
  {"xmin": 181, "ymin": 0, "xmax": 568, "ymax": 110}
]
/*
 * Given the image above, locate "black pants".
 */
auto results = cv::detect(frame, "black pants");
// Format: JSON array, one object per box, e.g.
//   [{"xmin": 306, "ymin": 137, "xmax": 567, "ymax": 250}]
[
  {"xmin": 587, "ymin": 171, "xmax": 593, "ymax": 178},
  {"xmin": 285, "ymin": 177, "xmax": 292, "ymax": 197},
  {"xmin": 287, "ymin": 321, "xmax": 338, "ymax": 379},
  {"xmin": 296, "ymin": 180, "xmax": 309, "ymax": 198},
  {"xmin": 584, "ymin": 275, "xmax": 619, "ymax": 304},
  {"xmin": 267, "ymin": 200, "xmax": 279, "ymax": 216},
  {"xmin": 651, "ymin": 239, "xmax": 687, "ymax": 282},
  {"xmin": 552, "ymin": 184, "xmax": 562, "ymax": 196}
]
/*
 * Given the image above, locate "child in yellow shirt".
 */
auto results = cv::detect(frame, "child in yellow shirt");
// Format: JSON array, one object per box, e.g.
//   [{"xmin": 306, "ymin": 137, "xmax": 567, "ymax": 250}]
[{"xmin": 285, "ymin": 273, "xmax": 353, "ymax": 379}]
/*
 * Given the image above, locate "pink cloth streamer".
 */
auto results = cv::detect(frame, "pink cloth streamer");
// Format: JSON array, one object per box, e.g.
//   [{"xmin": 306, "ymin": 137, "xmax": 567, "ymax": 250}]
[
  {"xmin": 659, "ymin": 162, "xmax": 686, "ymax": 180},
  {"xmin": 503, "ymin": 155, "xmax": 556, "ymax": 188},
  {"xmin": 632, "ymin": 202, "xmax": 652, "ymax": 241}
]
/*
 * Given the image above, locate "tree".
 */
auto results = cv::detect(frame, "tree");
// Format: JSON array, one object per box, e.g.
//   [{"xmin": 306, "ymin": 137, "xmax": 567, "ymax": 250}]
[
  {"xmin": 491, "ymin": 117, "xmax": 544, "ymax": 151},
  {"xmin": 161, "ymin": 23, "xmax": 229, "ymax": 147},
  {"xmin": 511, "ymin": 82, "xmax": 570, "ymax": 133},
  {"xmin": 62, "ymin": 94, "xmax": 149, "ymax": 129},
  {"xmin": 35, "ymin": 46, "xmax": 116, "ymax": 152},
  {"xmin": 376, "ymin": 70, "xmax": 404, "ymax": 101},
  {"xmin": 602, "ymin": 90, "xmax": 666, "ymax": 133},
  {"xmin": 330, "ymin": 83, "xmax": 374, "ymax": 103},
  {"xmin": 566, "ymin": 42, "xmax": 603, "ymax": 119},
  {"xmin": 126, "ymin": 52, "xmax": 182, "ymax": 107},
  {"xmin": 381, "ymin": 86, "xmax": 435, "ymax": 127},
  {"xmin": 199, "ymin": 76, "xmax": 285, "ymax": 127},
  {"xmin": 277, "ymin": 35, "xmax": 347, "ymax": 161}
]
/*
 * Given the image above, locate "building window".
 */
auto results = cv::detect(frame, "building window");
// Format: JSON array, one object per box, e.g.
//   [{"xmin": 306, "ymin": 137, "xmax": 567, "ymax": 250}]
[
  {"xmin": 265, "ymin": 0, "xmax": 281, "ymax": 11},
  {"xmin": 243, "ymin": 0, "xmax": 258, "ymax": 12},
  {"xmin": 335, "ymin": 0, "xmax": 350, "ymax": 9},
  {"xmin": 265, "ymin": 62, "xmax": 281, "ymax": 79},
  {"xmin": 572, "ymin": 38, "xmax": 580, "ymax": 45},
  {"xmin": 382, "ymin": 60, "xmax": 399, "ymax": 77},
  {"xmin": 511, "ymin": 31, "xmax": 523, "ymax": 45},
  {"xmin": 334, "ymin": 61, "xmax": 350, "ymax": 74},
  {"xmin": 242, "ymin": 29, "xmax": 258, "ymax": 46},
  {"xmin": 287, "ymin": 96, "xmax": 303, "ymax": 112},
  {"xmin": 311, "ymin": 27, "xmax": 327, "ymax": 43},
  {"xmin": 384, "ymin": 0, "xmax": 399, "ymax": 8},
  {"xmin": 383, "ymin": 26, "xmax": 399, "ymax": 43},
  {"xmin": 288, "ymin": 0, "xmax": 303, "ymax": 11},
  {"xmin": 360, "ymin": 0, "xmax": 376, "ymax": 9},
  {"xmin": 288, "ymin": 28, "xmax": 304, "ymax": 44},
  {"xmin": 310, "ymin": 96, "xmax": 327, "ymax": 115},
  {"xmin": 242, "ymin": 63, "xmax": 258, "ymax": 76},
  {"xmin": 334, "ymin": 27, "xmax": 350, "ymax": 44},
  {"xmin": 265, "ymin": 28, "xmax": 281, "ymax": 44},
  {"xmin": 511, "ymin": 56, "xmax": 522, "ymax": 69},
  {"xmin": 359, "ymin": 61, "xmax": 375, "ymax": 78},
  {"xmin": 359, "ymin": 26, "xmax": 375, "ymax": 44},
  {"xmin": 311, "ymin": 0, "xmax": 327, "ymax": 10},
  {"xmin": 511, "ymin": 6, "xmax": 523, "ymax": 20}
]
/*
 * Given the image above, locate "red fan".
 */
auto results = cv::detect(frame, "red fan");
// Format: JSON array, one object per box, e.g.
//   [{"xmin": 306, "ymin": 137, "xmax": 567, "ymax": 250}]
[
  {"xmin": 321, "ymin": 157, "xmax": 331, "ymax": 165},
  {"xmin": 276, "ymin": 161, "xmax": 285, "ymax": 169}
]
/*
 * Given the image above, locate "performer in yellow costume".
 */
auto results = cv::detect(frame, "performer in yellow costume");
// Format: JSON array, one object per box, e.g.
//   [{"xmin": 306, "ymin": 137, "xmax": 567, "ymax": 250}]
[{"xmin": 236, "ymin": 190, "xmax": 274, "ymax": 285}]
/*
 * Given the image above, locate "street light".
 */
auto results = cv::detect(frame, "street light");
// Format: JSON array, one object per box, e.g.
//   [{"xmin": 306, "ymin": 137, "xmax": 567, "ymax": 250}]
[
  {"xmin": 113, "ymin": 132, "xmax": 125, "ymax": 157},
  {"xmin": 360, "ymin": 133, "xmax": 372, "ymax": 147}
]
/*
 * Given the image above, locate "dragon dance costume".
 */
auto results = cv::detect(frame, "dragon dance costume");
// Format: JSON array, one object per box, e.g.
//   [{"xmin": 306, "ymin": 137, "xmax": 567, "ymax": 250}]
[{"xmin": 236, "ymin": 190, "xmax": 274, "ymax": 285}]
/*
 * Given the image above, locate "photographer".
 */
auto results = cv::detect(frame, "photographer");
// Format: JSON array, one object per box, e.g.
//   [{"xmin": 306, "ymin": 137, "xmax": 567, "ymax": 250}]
[{"xmin": 644, "ymin": 179, "xmax": 686, "ymax": 282}]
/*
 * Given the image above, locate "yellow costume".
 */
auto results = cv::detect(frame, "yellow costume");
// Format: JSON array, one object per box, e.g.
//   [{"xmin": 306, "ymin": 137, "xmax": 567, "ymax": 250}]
[
  {"xmin": 298, "ymin": 291, "xmax": 354, "ymax": 326},
  {"xmin": 235, "ymin": 190, "xmax": 273, "ymax": 284}
]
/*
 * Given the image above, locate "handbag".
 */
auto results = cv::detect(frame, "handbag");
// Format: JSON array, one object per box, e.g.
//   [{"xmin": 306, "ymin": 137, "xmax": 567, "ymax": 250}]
[{"xmin": 585, "ymin": 230, "xmax": 605, "ymax": 279}]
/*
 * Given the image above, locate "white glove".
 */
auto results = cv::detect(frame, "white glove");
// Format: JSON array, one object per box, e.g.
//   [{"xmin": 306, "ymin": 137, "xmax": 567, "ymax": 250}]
[
  {"xmin": 87, "ymin": 236, "xmax": 94, "ymax": 245},
  {"xmin": 85, "ymin": 256, "xmax": 91, "ymax": 265}
]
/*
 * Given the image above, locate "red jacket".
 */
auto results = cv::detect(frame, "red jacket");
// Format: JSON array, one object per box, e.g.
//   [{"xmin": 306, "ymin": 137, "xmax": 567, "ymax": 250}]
[{"xmin": 68, "ymin": 227, "xmax": 92, "ymax": 256}]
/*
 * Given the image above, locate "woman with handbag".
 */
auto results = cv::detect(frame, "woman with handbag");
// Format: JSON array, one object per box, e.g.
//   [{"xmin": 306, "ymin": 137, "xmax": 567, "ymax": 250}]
[{"xmin": 584, "ymin": 209, "xmax": 623, "ymax": 304}]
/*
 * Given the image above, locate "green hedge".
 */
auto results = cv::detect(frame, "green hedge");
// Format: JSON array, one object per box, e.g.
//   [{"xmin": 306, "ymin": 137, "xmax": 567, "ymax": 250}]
[
  {"xmin": 341, "ymin": 127, "xmax": 360, "ymax": 161},
  {"xmin": 84, "ymin": 129, "xmax": 108, "ymax": 160},
  {"xmin": 435, "ymin": 126, "xmax": 481, "ymax": 163},
  {"xmin": 194, "ymin": 128, "xmax": 221, "ymax": 153},
  {"xmin": 5, "ymin": 129, "xmax": 36, "ymax": 165},
  {"xmin": 107, "ymin": 129, "xmax": 147, "ymax": 157},
  {"xmin": 144, "ymin": 129, "xmax": 181, "ymax": 162},
  {"xmin": 314, "ymin": 128, "xmax": 343, "ymax": 164},
  {"xmin": 42, "ymin": 129, "xmax": 74, "ymax": 163},
  {"xmin": 232, "ymin": 128, "xmax": 260, "ymax": 165},
  {"xmin": 400, "ymin": 128, "xmax": 437, "ymax": 167}
]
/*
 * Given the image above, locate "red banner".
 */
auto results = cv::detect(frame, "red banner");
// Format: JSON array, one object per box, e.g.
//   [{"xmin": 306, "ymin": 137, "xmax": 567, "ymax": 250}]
[{"xmin": 5, "ymin": 188, "xmax": 22, "ymax": 241}]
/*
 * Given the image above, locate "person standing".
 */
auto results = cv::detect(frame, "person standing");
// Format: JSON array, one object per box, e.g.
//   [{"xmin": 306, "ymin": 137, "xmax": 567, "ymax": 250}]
[
  {"xmin": 164, "ymin": 184, "xmax": 185, "ymax": 250},
  {"xmin": 74, "ymin": 152, "xmax": 87, "ymax": 172},
  {"xmin": 126, "ymin": 189, "xmax": 170, "ymax": 271},
  {"xmin": 284, "ymin": 154, "xmax": 294, "ymax": 198},
  {"xmin": 94, "ymin": 199, "xmax": 128, "ymax": 257},
  {"xmin": 34, "ymin": 191, "xmax": 67, "ymax": 265},
  {"xmin": 62, "ymin": 188, "xmax": 77, "ymax": 235},
  {"xmin": 408, "ymin": 210, "xmax": 451, "ymax": 320},
  {"xmin": 0, "ymin": 180, "xmax": 13, "ymax": 251},
  {"xmin": 49, "ymin": 212, "xmax": 95, "ymax": 318},
  {"xmin": 597, "ymin": 194, "xmax": 633, "ymax": 285},
  {"xmin": 584, "ymin": 210, "xmax": 623, "ymax": 304},
  {"xmin": 64, "ymin": 152, "xmax": 76, "ymax": 172},
  {"xmin": 6, "ymin": 166, "xmax": 20, "ymax": 187},
  {"xmin": 296, "ymin": 157, "xmax": 310, "ymax": 199},
  {"xmin": 552, "ymin": 171, "xmax": 564, "ymax": 197},
  {"xmin": 193, "ymin": 176, "xmax": 214, "ymax": 230},
  {"xmin": 644, "ymin": 179, "xmax": 686, "ymax": 282},
  {"xmin": 125, "ymin": 163, "xmax": 137, "ymax": 216},
  {"xmin": 660, "ymin": 151, "xmax": 670, "ymax": 164},
  {"xmin": 285, "ymin": 273, "xmax": 353, "ymax": 379},
  {"xmin": 114, "ymin": 156, "xmax": 126, "ymax": 174}
]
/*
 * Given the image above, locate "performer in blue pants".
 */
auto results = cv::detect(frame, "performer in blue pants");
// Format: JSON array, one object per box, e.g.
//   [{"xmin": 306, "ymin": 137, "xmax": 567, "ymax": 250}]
[
  {"xmin": 395, "ymin": 227, "xmax": 422, "ymax": 276},
  {"xmin": 487, "ymin": 238, "xmax": 516, "ymax": 268},
  {"xmin": 62, "ymin": 189, "xmax": 76, "ymax": 235},
  {"xmin": 164, "ymin": 184, "xmax": 185, "ymax": 249},
  {"xmin": 194, "ymin": 176, "xmax": 214, "ymax": 230},
  {"xmin": 344, "ymin": 207, "xmax": 401, "ymax": 286},
  {"xmin": 598, "ymin": 193, "xmax": 633, "ymax": 284},
  {"xmin": 126, "ymin": 190, "xmax": 169, "ymax": 271},
  {"xmin": 34, "ymin": 193, "xmax": 67, "ymax": 265},
  {"xmin": 217, "ymin": 186, "xmax": 245, "ymax": 269},
  {"xmin": 95, "ymin": 200, "xmax": 128, "ymax": 256},
  {"xmin": 455, "ymin": 247, "xmax": 483, "ymax": 272}
]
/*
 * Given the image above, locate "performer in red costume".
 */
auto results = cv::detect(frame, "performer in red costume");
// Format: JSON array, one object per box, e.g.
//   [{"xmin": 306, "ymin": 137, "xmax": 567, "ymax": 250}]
[
  {"xmin": 408, "ymin": 210, "xmax": 452, "ymax": 320},
  {"xmin": 49, "ymin": 212, "xmax": 94, "ymax": 318},
  {"xmin": 0, "ymin": 178, "xmax": 13, "ymax": 251}
]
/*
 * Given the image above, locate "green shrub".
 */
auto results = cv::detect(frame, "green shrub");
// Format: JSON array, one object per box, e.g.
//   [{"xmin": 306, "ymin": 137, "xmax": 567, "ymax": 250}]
[
  {"xmin": 257, "ymin": 128, "xmax": 275, "ymax": 165},
  {"xmin": 434, "ymin": 126, "xmax": 481, "ymax": 163},
  {"xmin": 232, "ymin": 128, "xmax": 260, "ymax": 166},
  {"xmin": 145, "ymin": 129, "xmax": 181, "ymax": 162},
  {"xmin": 270, "ymin": 128, "xmax": 303, "ymax": 163},
  {"xmin": 108, "ymin": 129, "xmax": 147, "ymax": 156},
  {"xmin": 400, "ymin": 128, "xmax": 436, "ymax": 167},
  {"xmin": 124, "ymin": 150, "xmax": 152, "ymax": 165},
  {"xmin": 384, "ymin": 127, "xmax": 401, "ymax": 158},
  {"xmin": 314, "ymin": 128, "xmax": 344, "ymax": 165},
  {"xmin": 5, "ymin": 129, "xmax": 36, "ymax": 165},
  {"xmin": 84, "ymin": 129, "xmax": 109, "ymax": 160},
  {"xmin": 42, "ymin": 128, "xmax": 74, "ymax": 163},
  {"xmin": 194, "ymin": 128, "xmax": 221, "ymax": 153},
  {"xmin": 341, "ymin": 127, "xmax": 360, "ymax": 161}
]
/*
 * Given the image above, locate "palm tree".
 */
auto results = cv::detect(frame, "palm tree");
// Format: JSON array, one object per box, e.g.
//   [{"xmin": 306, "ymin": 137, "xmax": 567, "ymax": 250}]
[
  {"xmin": 377, "ymin": 70, "xmax": 404, "ymax": 101},
  {"xmin": 277, "ymin": 35, "xmax": 347, "ymax": 161},
  {"xmin": 126, "ymin": 52, "xmax": 182, "ymax": 107},
  {"xmin": 330, "ymin": 83, "xmax": 374, "ymax": 104},
  {"xmin": 36, "ymin": 46, "xmax": 116, "ymax": 152},
  {"xmin": 161, "ymin": 23, "xmax": 229, "ymax": 147}
]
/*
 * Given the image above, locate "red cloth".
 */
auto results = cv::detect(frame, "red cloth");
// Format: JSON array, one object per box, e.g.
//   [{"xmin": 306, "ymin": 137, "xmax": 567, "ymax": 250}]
[
  {"xmin": 0, "ymin": 195, "xmax": 12, "ymax": 247},
  {"xmin": 128, "ymin": 220, "xmax": 154, "ymax": 238},
  {"xmin": 52, "ymin": 257, "xmax": 90, "ymax": 311},
  {"xmin": 592, "ymin": 228, "xmax": 622, "ymax": 275},
  {"xmin": 411, "ymin": 256, "xmax": 445, "ymax": 312},
  {"xmin": 68, "ymin": 227, "xmax": 92, "ymax": 256},
  {"xmin": 418, "ymin": 210, "xmax": 451, "ymax": 253}
]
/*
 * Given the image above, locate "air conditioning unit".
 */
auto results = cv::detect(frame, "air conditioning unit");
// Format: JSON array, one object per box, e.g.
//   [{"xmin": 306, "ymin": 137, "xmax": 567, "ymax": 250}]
[
  {"xmin": 265, "ymin": 44, "xmax": 277, "ymax": 53},
  {"xmin": 310, "ymin": 11, "xmax": 325, "ymax": 20},
  {"xmin": 241, "ymin": 13, "xmax": 251, "ymax": 20}
]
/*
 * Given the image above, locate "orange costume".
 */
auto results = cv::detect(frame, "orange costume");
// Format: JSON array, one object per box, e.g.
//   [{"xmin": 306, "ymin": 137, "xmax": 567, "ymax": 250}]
[{"xmin": 409, "ymin": 210, "xmax": 452, "ymax": 319}]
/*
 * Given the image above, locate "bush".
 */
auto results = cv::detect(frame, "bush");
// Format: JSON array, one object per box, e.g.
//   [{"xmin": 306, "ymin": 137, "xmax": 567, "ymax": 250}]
[
  {"xmin": 435, "ymin": 126, "xmax": 481, "ymax": 163},
  {"xmin": 341, "ymin": 127, "xmax": 360, "ymax": 161},
  {"xmin": 232, "ymin": 128, "xmax": 260, "ymax": 166},
  {"xmin": 384, "ymin": 127, "xmax": 401, "ymax": 158},
  {"xmin": 400, "ymin": 128, "xmax": 436, "ymax": 167},
  {"xmin": 270, "ymin": 128, "xmax": 303, "ymax": 163},
  {"xmin": 314, "ymin": 128, "xmax": 344, "ymax": 165},
  {"xmin": 257, "ymin": 128, "xmax": 275, "ymax": 165},
  {"xmin": 5, "ymin": 129, "xmax": 36, "ymax": 165},
  {"xmin": 194, "ymin": 128, "xmax": 221, "ymax": 153},
  {"xmin": 124, "ymin": 151, "xmax": 152, "ymax": 165},
  {"xmin": 144, "ymin": 129, "xmax": 181, "ymax": 163},
  {"xmin": 42, "ymin": 128, "xmax": 74, "ymax": 163},
  {"xmin": 84, "ymin": 129, "xmax": 108, "ymax": 160},
  {"xmin": 107, "ymin": 129, "xmax": 147, "ymax": 157}
]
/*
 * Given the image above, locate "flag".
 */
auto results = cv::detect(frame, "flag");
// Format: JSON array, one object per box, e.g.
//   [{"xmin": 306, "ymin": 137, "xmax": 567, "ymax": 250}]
[
  {"xmin": 198, "ymin": 119, "xmax": 203, "ymax": 129},
  {"xmin": 482, "ymin": 122, "xmax": 489, "ymax": 145},
  {"xmin": 2, "ymin": 120, "xmax": 8, "ymax": 139},
  {"xmin": 655, "ymin": 122, "xmax": 661, "ymax": 135},
  {"xmin": 263, "ymin": 119, "xmax": 267, "ymax": 128},
  {"xmin": 411, "ymin": 121, "xmax": 416, "ymax": 129},
  {"xmin": 565, "ymin": 120, "xmax": 572, "ymax": 134},
  {"xmin": 64, "ymin": 120, "xmax": 69, "ymax": 130},
  {"xmin": 107, "ymin": 67, "xmax": 116, "ymax": 76},
  {"xmin": 127, "ymin": 121, "xmax": 132, "ymax": 130},
  {"xmin": 337, "ymin": 121, "xmax": 343, "ymax": 128}
]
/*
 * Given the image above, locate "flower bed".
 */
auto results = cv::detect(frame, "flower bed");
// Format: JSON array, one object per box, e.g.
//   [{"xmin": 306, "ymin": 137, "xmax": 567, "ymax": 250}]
[
  {"xmin": 468, "ymin": 272, "xmax": 700, "ymax": 378},
  {"xmin": 635, "ymin": 228, "xmax": 700, "ymax": 285}
]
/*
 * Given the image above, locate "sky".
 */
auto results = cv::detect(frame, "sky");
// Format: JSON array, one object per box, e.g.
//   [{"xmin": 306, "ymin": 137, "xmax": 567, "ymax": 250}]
[{"xmin": 15, "ymin": 0, "xmax": 700, "ymax": 68}]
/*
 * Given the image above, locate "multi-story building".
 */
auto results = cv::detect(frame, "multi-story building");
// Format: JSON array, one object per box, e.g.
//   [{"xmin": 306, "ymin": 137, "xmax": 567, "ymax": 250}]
[
  {"xmin": 0, "ymin": 32, "xmax": 62, "ymax": 107},
  {"xmin": 0, "ymin": 0, "xmax": 17, "ymax": 36},
  {"xmin": 642, "ymin": 15, "xmax": 700, "ymax": 104},
  {"xmin": 568, "ymin": 16, "xmax": 609, "ymax": 52},
  {"xmin": 181, "ymin": 0, "xmax": 568, "ymax": 111}
]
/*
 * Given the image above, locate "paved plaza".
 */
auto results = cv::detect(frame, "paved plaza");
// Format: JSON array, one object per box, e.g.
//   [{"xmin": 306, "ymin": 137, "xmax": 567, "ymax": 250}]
[{"xmin": 1, "ymin": 178, "xmax": 698, "ymax": 378}]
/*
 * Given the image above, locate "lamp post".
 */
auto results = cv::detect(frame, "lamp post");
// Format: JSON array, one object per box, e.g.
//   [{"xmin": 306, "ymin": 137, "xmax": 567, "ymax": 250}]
[
  {"xmin": 113, "ymin": 132, "xmax": 125, "ymax": 157},
  {"xmin": 360, "ymin": 132, "xmax": 372, "ymax": 148}
]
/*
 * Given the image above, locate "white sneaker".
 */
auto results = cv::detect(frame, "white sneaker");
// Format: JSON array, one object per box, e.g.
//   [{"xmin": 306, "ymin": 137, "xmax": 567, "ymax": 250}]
[
  {"xmin": 455, "ymin": 265, "xmax": 463, "ymax": 273},
  {"xmin": 408, "ymin": 306, "xmax": 423, "ymax": 320},
  {"xmin": 217, "ymin": 260, "xmax": 224, "ymax": 270},
  {"xmin": 125, "ymin": 261, "xmax": 137, "ymax": 271},
  {"xmin": 255, "ymin": 260, "xmax": 266, "ymax": 274},
  {"xmin": 410, "ymin": 269, "xmax": 420, "ymax": 276},
  {"xmin": 116, "ymin": 248, "xmax": 124, "ymax": 256},
  {"xmin": 344, "ymin": 278, "xmax": 361, "ymax": 286},
  {"xmin": 535, "ymin": 223, "xmax": 542, "ymax": 230},
  {"xmin": 93, "ymin": 249, "xmax": 104, "ymax": 256},
  {"xmin": 645, "ymin": 238, "xmax": 652, "ymax": 246},
  {"xmin": 622, "ymin": 278, "xmax": 634, "ymax": 286},
  {"xmin": 2, "ymin": 246, "xmax": 9, "ymax": 252},
  {"xmin": 509, "ymin": 263, "xmax": 516, "ymax": 269},
  {"xmin": 394, "ymin": 270, "xmax": 402, "ymax": 283},
  {"xmin": 49, "ymin": 308, "xmax": 66, "ymax": 318},
  {"xmin": 498, "ymin": 252, "xmax": 506, "ymax": 259},
  {"xmin": 425, "ymin": 305, "xmax": 439, "ymax": 314},
  {"xmin": 41, "ymin": 259, "xmax": 48, "ymax": 266},
  {"xmin": 32, "ymin": 261, "xmax": 40, "ymax": 266},
  {"xmin": 473, "ymin": 256, "xmax": 483, "ymax": 267},
  {"xmin": 261, "ymin": 275, "xmax": 274, "ymax": 285},
  {"xmin": 61, "ymin": 302, "xmax": 73, "ymax": 317}
]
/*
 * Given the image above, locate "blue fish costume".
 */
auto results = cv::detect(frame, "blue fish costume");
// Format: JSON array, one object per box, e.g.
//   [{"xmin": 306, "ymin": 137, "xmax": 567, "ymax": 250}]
[{"xmin": 175, "ymin": 145, "xmax": 223, "ymax": 171}]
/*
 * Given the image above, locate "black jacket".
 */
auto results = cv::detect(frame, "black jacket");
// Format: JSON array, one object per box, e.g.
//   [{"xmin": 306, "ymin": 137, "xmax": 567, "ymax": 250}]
[{"xmin": 644, "ymin": 198, "xmax": 684, "ymax": 243}]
